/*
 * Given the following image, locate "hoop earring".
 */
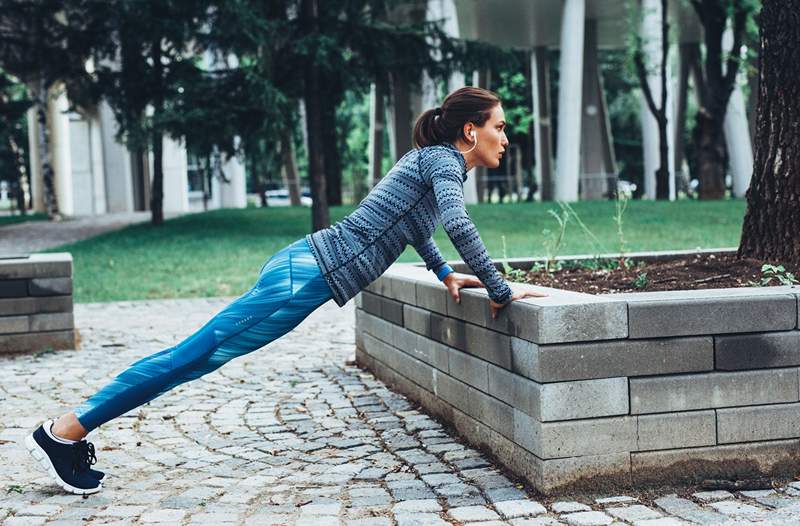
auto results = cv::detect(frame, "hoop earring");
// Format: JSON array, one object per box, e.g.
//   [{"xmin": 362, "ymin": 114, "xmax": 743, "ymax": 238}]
[{"xmin": 459, "ymin": 134, "xmax": 478, "ymax": 155}]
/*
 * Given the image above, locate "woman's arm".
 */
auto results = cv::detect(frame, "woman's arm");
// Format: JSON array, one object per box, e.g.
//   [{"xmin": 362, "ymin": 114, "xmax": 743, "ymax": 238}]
[
  {"xmin": 427, "ymin": 154, "xmax": 513, "ymax": 305},
  {"xmin": 412, "ymin": 236, "xmax": 454, "ymax": 281}
]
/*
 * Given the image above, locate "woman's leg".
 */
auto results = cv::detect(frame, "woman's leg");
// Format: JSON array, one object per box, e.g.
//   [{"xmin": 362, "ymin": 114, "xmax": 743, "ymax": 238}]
[{"xmin": 62, "ymin": 238, "xmax": 332, "ymax": 435}]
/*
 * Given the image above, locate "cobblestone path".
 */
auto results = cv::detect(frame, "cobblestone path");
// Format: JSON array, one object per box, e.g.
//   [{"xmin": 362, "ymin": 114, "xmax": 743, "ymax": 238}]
[{"xmin": 2, "ymin": 298, "xmax": 800, "ymax": 525}]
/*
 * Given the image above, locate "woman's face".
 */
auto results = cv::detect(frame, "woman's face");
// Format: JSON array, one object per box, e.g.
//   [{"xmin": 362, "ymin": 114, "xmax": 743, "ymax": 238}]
[{"xmin": 471, "ymin": 104, "xmax": 509, "ymax": 169}]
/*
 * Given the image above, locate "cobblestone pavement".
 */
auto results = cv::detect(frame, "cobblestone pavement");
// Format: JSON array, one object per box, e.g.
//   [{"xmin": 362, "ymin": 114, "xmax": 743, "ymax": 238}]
[
  {"xmin": 2, "ymin": 297, "xmax": 800, "ymax": 525},
  {"xmin": 0, "ymin": 212, "xmax": 181, "ymax": 255}
]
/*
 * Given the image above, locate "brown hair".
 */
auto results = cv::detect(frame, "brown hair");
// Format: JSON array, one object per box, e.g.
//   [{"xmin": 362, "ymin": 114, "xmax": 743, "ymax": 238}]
[{"xmin": 413, "ymin": 86, "xmax": 501, "ymax": 148}]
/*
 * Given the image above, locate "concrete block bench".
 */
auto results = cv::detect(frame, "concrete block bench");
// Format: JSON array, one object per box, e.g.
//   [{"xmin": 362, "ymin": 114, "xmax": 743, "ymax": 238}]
[
  {"xmin": 0, "ymin": 253, "xmax": 76, "ymax": 354},
  {"xmin": 353, "ymin": 259, "xmax": 800, "ymax": 494}
]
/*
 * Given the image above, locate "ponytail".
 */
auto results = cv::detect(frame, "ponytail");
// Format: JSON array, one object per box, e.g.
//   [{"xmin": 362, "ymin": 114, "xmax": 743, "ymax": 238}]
[{"xmin": 412, "ymin": 86, "xmax": 501, "ymax": 148}]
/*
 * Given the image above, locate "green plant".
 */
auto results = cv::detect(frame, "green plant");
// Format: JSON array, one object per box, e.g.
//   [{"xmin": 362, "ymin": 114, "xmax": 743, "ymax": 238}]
[
  {"xmin": 5, "ymin": 484, "xmax": 24, "ymax": 494},
  {"xmin": 542, "ymin": 207, "xmax": 570, "ymax": 272},
  {"xmin": 558, "ymin": 201, "xmax": 606, "ymax": 256},
  {"xmin": 613, "ymin": 192, "xmax": 630, "ymax": 266},
  {"xmin": 500, "ymin": 235, "xmax": 528, "ymax": 281},
  {"xmin": 633, "ymin": 271, "xmax": 648, "ymax": 289},
  {"xmin": 749, "ymin": 264, "xmax": 798, "ymax": 287}
]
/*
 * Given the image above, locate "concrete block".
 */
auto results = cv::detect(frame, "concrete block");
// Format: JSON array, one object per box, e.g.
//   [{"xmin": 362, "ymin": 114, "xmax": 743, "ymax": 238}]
[
  {"xmin": 0, "ymin": 297, "xmax": 36, "ymax": 316},
  {"xmin": 717, "ymin": 403, "xmax": 800, "ymax": 443},
  {"xmin": 416, "ymin": 280, "xmax": 448, "ymax": 315},
  {"xmin": 510, "ymin": 336, "xmax": 713, "ymax": 383},
  {"xmin": 637, "ymin": 411, "xmax": 716, "ymax": 451},
  {"xmin": 515, "ymin": 376, "xmax": 628, "ymax": 422},
  {"xmin": 355, "ymin": 309, "xmax": 365, "ymax": 350},
  {"xmin": 630, "ymin": 368, "xmax": 799, "ymax": 414},
  {"xmin": 428, "ymin": 338, "xmax": 450, "ymax": 372},
  {"xmin": 389, "ymin": 275, "xmax": 417, "ymax": 304},
  {"xmin": 464, "ymin": 324, "xmax": 511, "ymax": 369},
  {"xmin": 28, "ymin": 277, "xmax": 72, "ymax": 296},
  {"xmin": 715, "ymin": 331, "xmax": 800, "ymax": 370},
  {"xmin": 631, "ymin": 439, "xmax": 800, "ymax": 485},
  {"xmin": 0, "ymin": 280, "xmax": 28, "ymax": 298},
  {"xmin": 364, "ymin": 275, "xmax": 391, "ymax": 296},
  {"xmin": 34, "ymin": 296, "xmax": 73, "ymax": 313},
  {"xmin": 487, "ymin": 364, "xmax": 516, "ymax": 406},
  {"xmin": 514, "ymin": 409, "xmax": 636, "ymax": 458},
  {"xmin": 448, "ymin": 348, "xmax": 488, "ymax": 392},
  {"xmin": 380, "ymin": 296, "xmax": 404, "ymax": 326},
  {"xmin": 626, "ymin": 291, "xmax": 797, "ymax": 338},
  {"xmin": 547, "ymin": 378, "xmax": 628, "ymax": 422},
  {"xmin": 434, "ymin": 372, "xmax": 470, "ymax": 413},
  {"xmin": 430, "ymin": 313, "xmax": 465, "ymax": 350},
  {"xmin": 446, "ymin": 287, "xmax": 513, "ymax": 334},
  {"xmin": 467, "ymin": 386, "xmax": 514, "ymax": 440},
  {"xmin": 354, "ymin": 292, "xmax": 364, "ymax": 308},
  {"xmin": 29, "ymin": 312, "xmax": 73, "ymax": 332},
  {"xmin": 0, "ymin": 330, "xmax": 76, "ymax": 353},
  {"xmin": 507, "ymin": 294, "xmax": 628, "ymax": 344},
  {"xmin": 393, "ymin": 325, "xmax": 432, "ymax": 365},
  {"xmin": 360, "ymin": 311, "xmax": 394, "ymax": 344},
  {"xmin": 361, "ymin": 292, "xmax": 382, "ymax": 317},
  {"xmin": 540, "ymin": 453, "xmax": 631, "ymax": 493},
  {"xmin": 390, "ymin": 345, "xmax": 435, "ymax": 392},
  {"xmin": 0, "ymin": 315, "xmax": 29, "ymax": 334},
  {"xmin": 0, "ymin": 253, "xmax": 72, "ymax": 280},
  {"xmin": 403, "ymin": 305, "xmax": 431, "ymax": 337}
]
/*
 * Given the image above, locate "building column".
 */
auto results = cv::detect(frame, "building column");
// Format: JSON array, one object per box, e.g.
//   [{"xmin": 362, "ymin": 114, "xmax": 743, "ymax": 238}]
[
  {"xmin": 722, "ymin": 29, "xmax": 754, "ymax": 198},
  {"xmin": 221, "ymin": 137, "xmax": 247, "ymax": 208},
  {"xmin": 555, "ymin": 0, "xmax": 585, "ymax": 202},
  {"xmin": 99, "ymin": 100, "xmax": 136, "ymax": 212},
  {"xmin": 639, "ymin": 0, "xmax": 675, "ymax": 200},
  {"xmin": 580, "ymin": 19, "xmax": 617, "ymax": 200},
  {"xmin": 367, "ymin": 81, "xmax": 386, "ymax": 186},
  {"xmin": 531, "ymin": 47, "xmax": 553, "ymax": 202},
  {"xmin": 26, "ymin": 107, "xmax": 44, "ymax": 213},
  {"xmin": 49, "ymin": 86, "xmax": 74, "ymax": 216},
  {"xmin": 160, "ymin": 136, "xmax": 189, "ymax": 213}
]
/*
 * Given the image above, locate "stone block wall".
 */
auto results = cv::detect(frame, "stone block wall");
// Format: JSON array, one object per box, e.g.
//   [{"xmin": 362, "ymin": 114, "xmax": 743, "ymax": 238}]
[
  {"xmin": 0, "ymin": 253, "xmax": 76, "ymax": 353},
  {"xmin": 354, "ymin": 263, "xmax": 800, "ymax": 494}
]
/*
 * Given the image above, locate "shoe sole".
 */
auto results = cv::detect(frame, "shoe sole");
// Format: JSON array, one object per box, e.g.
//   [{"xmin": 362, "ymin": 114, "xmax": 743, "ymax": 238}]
[{"xmin": 24, "ymin": 434, "xmax": 102, "ymax": 495}]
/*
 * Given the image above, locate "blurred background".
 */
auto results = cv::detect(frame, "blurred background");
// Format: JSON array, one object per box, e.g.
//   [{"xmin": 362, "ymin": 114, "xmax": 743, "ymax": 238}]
[{"xmin": 0, "ymin": 0, "xmax": 764, "ymax": 301}]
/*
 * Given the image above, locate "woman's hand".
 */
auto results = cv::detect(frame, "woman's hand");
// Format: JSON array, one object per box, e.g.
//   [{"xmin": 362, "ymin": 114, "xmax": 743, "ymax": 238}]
[
  {"xmin": 442, "ymin": 272, "xmax": 485, "ymax": 303},
  {"xmin": 489, "ymin": 288, "xmax": 549, "ymax": 319}
]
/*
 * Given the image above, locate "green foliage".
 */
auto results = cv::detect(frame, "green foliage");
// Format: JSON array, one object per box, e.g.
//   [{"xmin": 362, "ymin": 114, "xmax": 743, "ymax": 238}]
[
  {"xmin": 749, "ymin": 264, "xmax": 798, "ymax": 287},
  {"xmin": 633, "ymin": 271, "xmax": 649, "ymax": 289},
  {"xmin": 500, "ymin": 235, "xmax": 527, "ymax": 281}
]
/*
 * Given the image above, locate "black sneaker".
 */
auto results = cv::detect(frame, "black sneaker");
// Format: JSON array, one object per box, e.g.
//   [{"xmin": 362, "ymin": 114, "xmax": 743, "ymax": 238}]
[{"xmin": 25, "ymin": 420, "xmax": 102, "ymax": 494}]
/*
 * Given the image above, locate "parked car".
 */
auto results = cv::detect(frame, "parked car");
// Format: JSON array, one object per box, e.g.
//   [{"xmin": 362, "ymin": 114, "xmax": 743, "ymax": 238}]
[{"xmin": 264, "ymin": 189, "xmax": 312, "ymax": 207}]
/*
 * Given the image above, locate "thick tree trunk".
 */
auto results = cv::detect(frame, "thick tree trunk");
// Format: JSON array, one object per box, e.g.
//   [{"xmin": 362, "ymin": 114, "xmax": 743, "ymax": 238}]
[
  {"xmin": 150, "ymin": 39, "xmax": 164, "ymax": 226},
  {"xmin": 280, "ymin": 129, "xmax": 302, "ymax": 206},
  {"xmin": 302, "ymin": 0, "xmax": 330, "ymax": 232},
  {"xmin": 321, "ymin": 84, "xmax": 342, "ymax": 206},
  {"xmin": 656, "ymin": 115, "xmax": 670, "ymax": 199},
  {"xmin": 695, "ymin": 113, "xmax": 727, "ymax": 199},
  {"xmin": 738, "ymin": 0, "xmax": 800, "ymax": 265},
  {"xmin": 8, "ymin": 135, "xmax": 27, "ymax": 214},
  {"xmin": 33, "ymin": 79, "xmax": 59, "ymax": 218}
]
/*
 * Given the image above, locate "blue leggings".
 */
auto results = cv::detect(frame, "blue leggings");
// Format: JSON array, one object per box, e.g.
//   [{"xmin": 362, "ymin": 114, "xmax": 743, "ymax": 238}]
[{"xmin": 73, "ymin": 238, "xmax": 333, "ymax": 432}]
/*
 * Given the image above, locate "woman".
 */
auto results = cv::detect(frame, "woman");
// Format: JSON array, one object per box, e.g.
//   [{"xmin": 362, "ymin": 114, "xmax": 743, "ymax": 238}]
[{"xmin": 26, "ymin": 86, "xmax": 548, "ymax": 494}]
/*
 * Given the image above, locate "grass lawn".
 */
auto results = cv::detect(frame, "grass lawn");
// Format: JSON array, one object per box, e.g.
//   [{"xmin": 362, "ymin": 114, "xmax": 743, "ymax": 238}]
[
  {"xmin": 0, "ymin": 212, "xmax": 47, "ymax": 226},
  {"xmin": 48, "ymin": 199, "xmax": 747, "ymax": 303}
]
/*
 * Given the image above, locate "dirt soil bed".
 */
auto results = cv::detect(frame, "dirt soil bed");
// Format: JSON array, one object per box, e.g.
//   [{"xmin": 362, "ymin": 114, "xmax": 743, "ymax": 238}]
[{"xmin": 509, "ymin": 252, "xmax": 799, "ymax": 294}]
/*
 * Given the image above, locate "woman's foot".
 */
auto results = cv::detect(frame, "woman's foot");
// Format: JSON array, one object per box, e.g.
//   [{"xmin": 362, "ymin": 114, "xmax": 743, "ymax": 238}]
[{"xmin": 25, "ymin": 419, "xmax": 103, "ymax": 495}]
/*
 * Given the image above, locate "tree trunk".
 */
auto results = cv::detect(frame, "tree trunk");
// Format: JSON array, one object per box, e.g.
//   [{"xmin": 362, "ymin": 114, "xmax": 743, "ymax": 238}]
[
  {"xmin": 302, "ymin": 0, "xmax": 329, "ymax": 232},
  {"xmin": 321, "ymin": 83, "xmax": 342, "ymax": 206},
  {"xmin": 656, "ymin": 114, "xmax": 670, "ymax": 200},
  {"xmin": 8, "ymin": 135, "xmax": 27, "ymax": 214},
  {"xmin": 738, "ymin": 0, "xmax": 800, "ymax": 265},
  {"xmin": 33, "ymin": 79, "xmax": 59, "ymax": 218},
  {"xmin": 280, "ymin": 129, "xmax": 302, "ymax": 206},
  {"xmin": 150, "ymin": 38, "xmax": 164, "ymax": 226},
  {"xmin": 695, "ymin": 113, "xmax": 727, "ymax": 199}
]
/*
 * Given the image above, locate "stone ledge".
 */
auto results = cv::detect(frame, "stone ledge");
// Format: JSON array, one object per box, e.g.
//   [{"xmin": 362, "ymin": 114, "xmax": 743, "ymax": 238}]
[
  {"xmin": 0, "ymin": 253, "xmax": 72, "ymax": 280},
  {"xmin": 0, "ymin": 330, "xmax": 76, "ymax": 354}
]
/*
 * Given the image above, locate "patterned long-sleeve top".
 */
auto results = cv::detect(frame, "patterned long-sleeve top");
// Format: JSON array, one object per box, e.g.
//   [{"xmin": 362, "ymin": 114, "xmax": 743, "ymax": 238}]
[{"xmin": 306, "ymin": 143, "xmax": 513, "ymax": 307}]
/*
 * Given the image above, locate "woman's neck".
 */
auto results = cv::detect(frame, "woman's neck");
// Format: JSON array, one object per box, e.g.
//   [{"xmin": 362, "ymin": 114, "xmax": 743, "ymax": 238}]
[{"xmin": 451, "ymin": 140, "xmax": 476, "ymax": 172}]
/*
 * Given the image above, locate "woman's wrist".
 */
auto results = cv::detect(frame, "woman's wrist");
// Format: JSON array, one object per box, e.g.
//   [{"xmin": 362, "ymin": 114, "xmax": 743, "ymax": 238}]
[{"xmin": 436, "ymin": 264, "xmax": 454, "ymax": 281}]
